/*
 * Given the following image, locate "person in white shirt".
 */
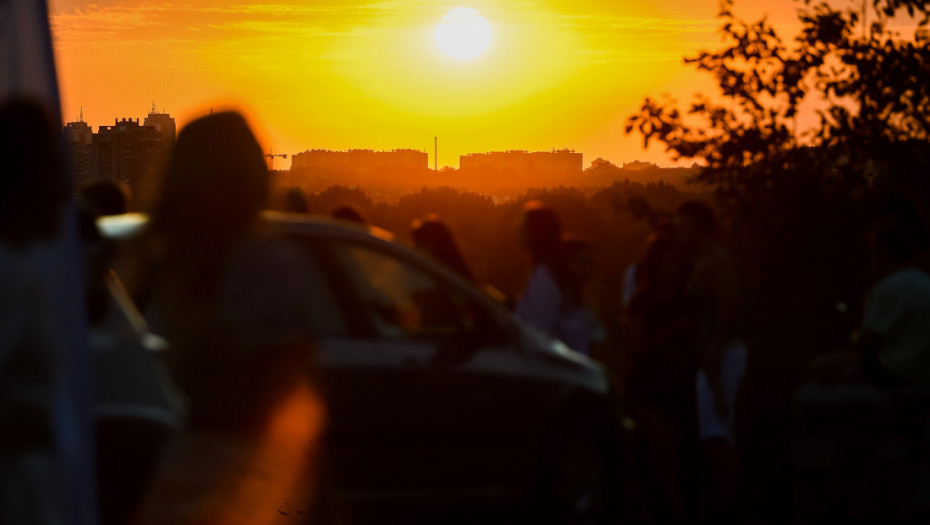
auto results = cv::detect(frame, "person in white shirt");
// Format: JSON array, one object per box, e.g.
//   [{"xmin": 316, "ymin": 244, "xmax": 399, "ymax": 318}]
[
  {"xmin": 857, "ymin": 219, "xmax": 930, "ymax": 385},
  {"xmin": 515, "ymin": 201, "xmax": 588, "ymax": 354}
]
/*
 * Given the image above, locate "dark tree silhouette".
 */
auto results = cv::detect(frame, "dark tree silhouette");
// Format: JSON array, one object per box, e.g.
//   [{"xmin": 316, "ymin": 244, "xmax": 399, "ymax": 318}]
[
  {"xmin": 626, "ymin": 0, "xmax": 930, "ymax": 519},
  {"xmin": 624, "ymin": 0, "xmax": 930, "ymax": 348}
]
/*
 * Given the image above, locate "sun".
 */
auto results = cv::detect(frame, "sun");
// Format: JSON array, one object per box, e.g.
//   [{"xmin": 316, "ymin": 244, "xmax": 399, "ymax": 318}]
[{"xmin": 434, "ymin": 7, "xmax": 493, "ymax": 60}]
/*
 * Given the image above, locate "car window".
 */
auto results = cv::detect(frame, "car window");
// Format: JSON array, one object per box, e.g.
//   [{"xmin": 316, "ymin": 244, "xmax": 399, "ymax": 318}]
[
  {"xmin": 334, "ymin": 243, "xmax": 478, "ymax": 340},
  {"xmin": 270, "ymin": 238, "xmax": 346, "ymax": 339}
]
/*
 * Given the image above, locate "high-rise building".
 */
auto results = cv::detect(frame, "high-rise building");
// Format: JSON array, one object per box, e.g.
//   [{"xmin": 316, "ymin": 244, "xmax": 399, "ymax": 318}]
[
  {"xmin": 143, "ymin": 103, "xmax": 176, "ymax": 146},
  {"xmin": 64, "ymin": 108, "xmax": 93, "ymax": 183},
  {"xmin": 92, "ymin": 118, "xmax": 164, "ymax": 210}
]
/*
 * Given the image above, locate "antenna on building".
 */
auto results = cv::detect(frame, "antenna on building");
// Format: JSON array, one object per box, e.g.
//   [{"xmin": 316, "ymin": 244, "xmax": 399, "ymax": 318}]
[
  {"xmin": 434, "ymin": 136, "xmax": 438, "ymax": 171},
  {"xmin": 79, "ymin": 106, "xmax": 84, "ymax": 123}
]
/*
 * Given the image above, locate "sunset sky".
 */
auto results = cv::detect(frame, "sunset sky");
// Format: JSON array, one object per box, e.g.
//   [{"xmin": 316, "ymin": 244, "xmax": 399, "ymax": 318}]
[{"xmin": 48, "ymin": 0, "xmax": 804, "ymax": 169}]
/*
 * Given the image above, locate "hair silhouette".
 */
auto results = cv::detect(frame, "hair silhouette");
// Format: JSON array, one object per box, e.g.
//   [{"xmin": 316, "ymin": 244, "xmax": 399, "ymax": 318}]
[
  {"xmin": 282, "ymin": 187, "xmax": 309, "ymax": 214},
  {"xmin": 80, "ymin": 179, "xmax": 128, "ymax": 216},
  {"xmin": 676, "ymin": 201, "xmax": 717, "ymax": 237},
  {"xmin": 411, "ymin": 215, "xmax": 474, "ymax": 281},
  {"xmin": 521, "ymin": 201, "xmax": 575, "ymax": 301},
  {"xmin": 150, "ymin": 111, "xmax": 267, "ymax": 248},
  {"xmin": 331, "ymin": 204, "xmax": 366, "ymax": 224}
]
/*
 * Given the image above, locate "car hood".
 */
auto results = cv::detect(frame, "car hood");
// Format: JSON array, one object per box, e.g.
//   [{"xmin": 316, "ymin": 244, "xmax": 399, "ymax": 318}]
[{"xmin": 515, "ymin": 320, "xmax": 611, "ymax": 395}]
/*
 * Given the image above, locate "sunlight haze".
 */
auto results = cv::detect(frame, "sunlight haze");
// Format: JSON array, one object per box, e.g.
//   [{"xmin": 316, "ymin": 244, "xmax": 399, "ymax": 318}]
[{"xmin": 48, "ymin": 0, "xmax": 802, "ymax": 170}]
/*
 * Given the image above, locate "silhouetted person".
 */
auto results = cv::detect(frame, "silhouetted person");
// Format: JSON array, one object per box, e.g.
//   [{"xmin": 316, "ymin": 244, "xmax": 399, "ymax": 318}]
[
  {"xmin": 515, "ymin": 201, "xmax": 586, "ymax": 353},
  {"xmin": 628, "ymin": 233, "xmax": 696, "ymax": 411},
  {"xmin": 331, "ymin": 203, "xmax": 366, "ymax": 224},
  {"xmin": 793, "ymin": 203, "xmax": 930, "ymax": 524},
  {"xmin": 117, "ymin": 111, "xmax": 323, "ymax": 524},
  {"xmin": 79, "ymin": 180, "xmax": 128, "ymax": 217},
  {"xmin": 562, "ymin": 236, "xmax": 607, "ymax": 356},
  {"xmin": 626, "ymin": 230, "xmax": 697, "ymax": 523},
  {"xmin": 675, "ymin": 201, "xmax": 744, "ymax": 524},
  {"xmin": 856, "ymin": 219, "xmax": 930, "ymax": 385},
  {"xmin": 269, "ymin": 187, "xmax": 309, "ymax": 214},
  {"xmin": 0, "ymin": 97, "xmax": 70, "ymax": 524},
  {"xmin": 411, "ymin": 214, "xmax": 475, "ymax": 282}
]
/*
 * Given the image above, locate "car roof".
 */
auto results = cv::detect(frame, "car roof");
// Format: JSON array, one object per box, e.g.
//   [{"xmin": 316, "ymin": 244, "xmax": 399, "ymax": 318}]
[
  {"xmin": 261, "ymin": 210, "xmax": 396, "ymax": 244},
  {"xmin": 97, "ymin": 210, "xmax": 396, "ymax": 243},
  {"xmin": 96, "ymin": 210, "xmax": 482, "ymax": 301}
]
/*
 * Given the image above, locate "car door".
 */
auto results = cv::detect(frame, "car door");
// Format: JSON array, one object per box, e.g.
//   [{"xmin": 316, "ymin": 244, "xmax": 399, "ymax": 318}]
[{"xmin": 318, "ymin": 238, "xmax": 552, "ymax": 501}]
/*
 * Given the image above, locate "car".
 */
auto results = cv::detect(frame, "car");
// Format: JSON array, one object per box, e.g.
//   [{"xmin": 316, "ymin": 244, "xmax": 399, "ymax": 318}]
[{"xmin": 98, "ymin": 211, "xmax": 629, "ymax": 524}]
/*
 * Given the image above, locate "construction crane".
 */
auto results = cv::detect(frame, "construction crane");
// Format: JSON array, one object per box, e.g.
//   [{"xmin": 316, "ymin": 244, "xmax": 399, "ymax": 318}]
[{"xmin": 265, "ymin": 148, "xmax": 287, "ymax": 171}]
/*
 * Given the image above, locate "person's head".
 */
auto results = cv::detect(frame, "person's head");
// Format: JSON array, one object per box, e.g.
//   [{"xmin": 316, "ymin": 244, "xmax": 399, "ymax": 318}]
[
  {"xmin": 0, "ymin": 97, "xmax": 67, "ymax": 247},
  {"xmin": 151, "ymin": 111, "xmax": 267, "ymax": 246},
  {"xmin": 563, "ymin": 236, "xmax": 595, "ymax": 286},
  {"xmin": 519, "ymin": 201, "xmax": 563, "ymax": 265},
  {"xmin": 870, "ymin": 220, "xmax": 920, "ymax": 274},
  {"xmin": 282, "ymin": 187, "xmax": 309, "ymax": 214},
  {"xmin": 269, "ymin": 187, "xmax": 309, "ymax": 214},
  {"xmin": 640, "ymin": 233, "xmax": 687, "ymax": 290},
  {"xmin": 331, "ymin": 204, "xmax": 366, "ymax": 224},
  {"xmin": 79, "ymin": 179, "xmax": 128, "ymax": 216},
  {"xmin": 675, "ymin": 200, "xmax": 716, "ymax": 251},
  {"xmin": 411, "ymin": 214, "xmax": 473, "ymax": 281},
  {"xmin": 874, "ymin": 189, "xmax": 930, "ymax": 253},
  {"xmin": 520, "ymin": 201, "xmax": 578, "ymax": 301}
]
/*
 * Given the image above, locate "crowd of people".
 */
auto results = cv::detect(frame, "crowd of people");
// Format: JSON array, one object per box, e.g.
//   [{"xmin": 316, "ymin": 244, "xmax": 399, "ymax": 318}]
[{"xmin": 5, "ymin": 96, "xmax": 930, "ymax": 525}]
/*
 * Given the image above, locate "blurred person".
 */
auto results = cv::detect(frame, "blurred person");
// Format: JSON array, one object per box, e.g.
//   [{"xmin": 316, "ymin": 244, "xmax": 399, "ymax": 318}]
[
  {"xmin": 410, "ymin": 214, "xmax": 475, "ymax": 282},
  {"xmin": 331, "ymin": 203, "xmax": 366, "ymax": 224},
  {"xmin": 854, "ymin": 191, "xmax": 930, "ymax": 385},
  {"xmin": 804, "ymin": 192, "xmax": 930, "ymax": 387},
  {"xmin": 625, "ymin": 230, "xmax": 699, "ymax": 523},
  {"xmin": 793, "ymin": 198, "xmax": 930, "ymax": 523},
  {"xmin": 79, "ymin": 180, "xmax": 128, "ymax": 217},
  {"xmin": 675, "ymin": 201, "xmax": 744, "ymax": 523},
  {"xmin": 268, "ymin": 187, "xmax": 309, "ymax": 214},
  {"xmin": 115, "ymin": 111, "xmax": 325, "ymax": 525},
  {"xmin": 562, "ymin": 236, "xmax": 607, "ymax": 356},
  {"xmin": 515, "ymin": 201, "xmax": 586, "ymax": 353},
  {"xmin": 0, "ymin": 97, "xmax": 70, "ymax": 524},
  {"xmin": 627, "ymin": 232, "xmax": 697, "ymax": 415},
  {"xmin": 856, "ymin": 218, "xmax": 930, "ymax": 386}
]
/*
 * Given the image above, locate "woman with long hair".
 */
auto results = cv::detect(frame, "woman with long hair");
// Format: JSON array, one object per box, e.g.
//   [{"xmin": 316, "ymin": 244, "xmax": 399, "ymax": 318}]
[
  {"xmin": 119, "ymin": 111, "xmax": 325, "ymax": 525},
  {"xmin": 410, "ymin": 214, "xmax": 475, "ymax": 282}
]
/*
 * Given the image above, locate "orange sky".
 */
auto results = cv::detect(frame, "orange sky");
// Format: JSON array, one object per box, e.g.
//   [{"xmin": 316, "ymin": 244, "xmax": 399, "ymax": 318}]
[{"xmin": 48, "ymin": 0, "xmax": 804, "ymax": 169}]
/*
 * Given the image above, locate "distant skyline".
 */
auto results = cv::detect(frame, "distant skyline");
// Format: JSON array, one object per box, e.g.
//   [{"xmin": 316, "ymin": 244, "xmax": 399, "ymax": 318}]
[{"xmin": 49, "ymin": 0, "xmax": 806, "ymax": 170}]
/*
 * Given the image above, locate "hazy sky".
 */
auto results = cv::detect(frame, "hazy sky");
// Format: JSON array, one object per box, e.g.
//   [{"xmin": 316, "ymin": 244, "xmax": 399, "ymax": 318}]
[{"xmin": 48, "ymin": 0, "xmax": 804, "ymax": 169}]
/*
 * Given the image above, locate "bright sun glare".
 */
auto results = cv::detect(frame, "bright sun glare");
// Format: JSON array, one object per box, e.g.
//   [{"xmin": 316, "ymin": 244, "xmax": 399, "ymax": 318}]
[{"xmin": 434, "ymin": 7, "xmax": 493, "ymax": 60}]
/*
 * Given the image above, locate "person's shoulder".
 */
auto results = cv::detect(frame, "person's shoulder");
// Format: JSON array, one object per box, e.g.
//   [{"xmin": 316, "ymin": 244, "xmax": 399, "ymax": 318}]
[
  {"xmin": 876, "ymin": 267, "xmax": 930, "ymax": 292},
  {"xmin": 524, "ymin": 264, "xmax": 562, "ymax": 301},
  {"xmin": 534, "ymin": 263, "xmax": 560, "ymax": 287}
]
